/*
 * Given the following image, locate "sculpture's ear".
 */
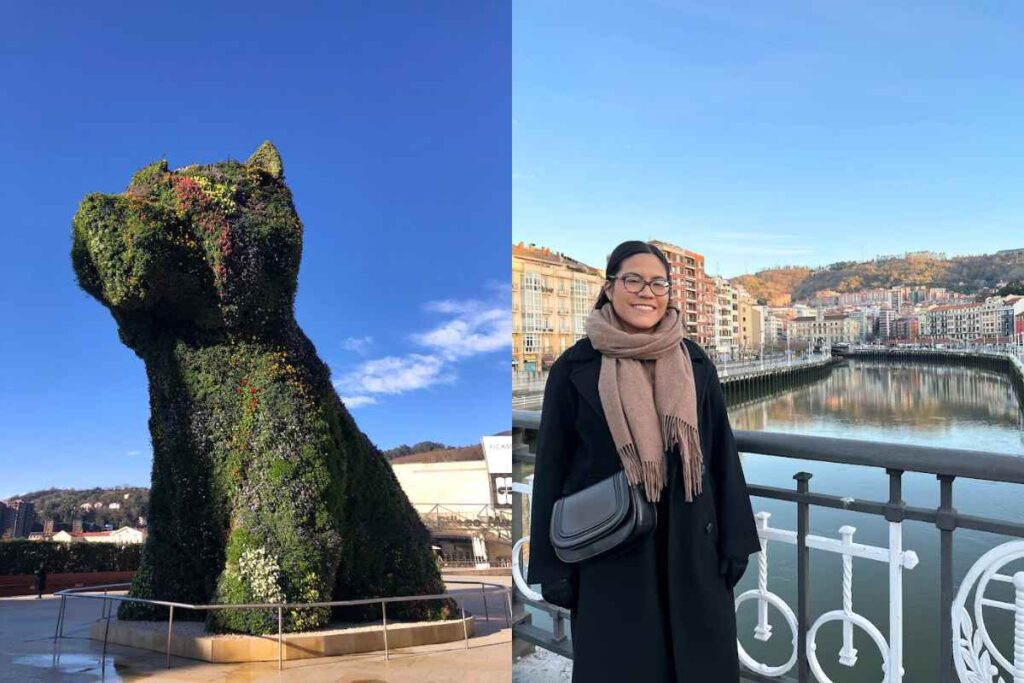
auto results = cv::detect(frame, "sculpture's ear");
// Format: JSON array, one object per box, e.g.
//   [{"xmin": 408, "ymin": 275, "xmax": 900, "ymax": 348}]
[{"xmin": 246, "ymin": 141, "xmax": 284, "ymax": 179}]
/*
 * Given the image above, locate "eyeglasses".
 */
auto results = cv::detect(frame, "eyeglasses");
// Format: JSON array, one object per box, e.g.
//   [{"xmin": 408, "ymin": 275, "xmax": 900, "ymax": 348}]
[{"xmin": 608, "ymin": 273, "xmax": 671, "ymax": 297}]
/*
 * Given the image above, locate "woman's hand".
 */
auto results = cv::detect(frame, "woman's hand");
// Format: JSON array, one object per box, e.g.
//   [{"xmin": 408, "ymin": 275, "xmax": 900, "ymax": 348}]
[
  {"xmin": 541, "ymin": 576, "xmax": 578, "ymax": 610},
  {"xmin": 719, "ymin": 557, "xmax": 749, "ymax": 591}
]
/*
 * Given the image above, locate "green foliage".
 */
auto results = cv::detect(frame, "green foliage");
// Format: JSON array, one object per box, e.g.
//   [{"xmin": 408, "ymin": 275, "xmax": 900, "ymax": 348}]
[
  {"xmin": 247, "ymin": 141, "xmax": 284, "ymax": 179},
  {"xmin": 71, "ymin": 143, "xmax": 454, "ymax": 635},
  {"xmin": 998, "ymin": 280, "xmax": 1024, "ymax": 296},
  {"xmin": 7, "ymin": 486, "xmax": 148, "ymax": 529},
  {"xmin": 0, "ymin": 540, "xmax": 141, "ymax": 575}
]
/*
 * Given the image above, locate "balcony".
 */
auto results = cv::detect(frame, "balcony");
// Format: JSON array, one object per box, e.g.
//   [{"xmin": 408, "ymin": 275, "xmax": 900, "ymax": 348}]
[{"xmin": 511, "ymin": 412, "xmax": 1024, "ymax": 682}]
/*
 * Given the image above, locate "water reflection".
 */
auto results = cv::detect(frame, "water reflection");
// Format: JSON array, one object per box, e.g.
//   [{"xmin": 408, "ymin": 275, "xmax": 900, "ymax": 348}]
[
  {"xmin": 13, "ymin": 653, "xmax": 128, "ymax": 681},
  {"xmin": 728, "ymin": 359, "xmax": 1024, "ymax": 682},
  {"xmin": 734, "ymin": 360, "xmax": 1022, "ymax": 434}
]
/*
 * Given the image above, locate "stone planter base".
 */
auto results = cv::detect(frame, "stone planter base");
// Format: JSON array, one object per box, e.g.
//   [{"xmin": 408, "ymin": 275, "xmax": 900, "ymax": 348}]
[{"xmin": 89, "ymin": 614, "xmax": 475, "ymax": 663}]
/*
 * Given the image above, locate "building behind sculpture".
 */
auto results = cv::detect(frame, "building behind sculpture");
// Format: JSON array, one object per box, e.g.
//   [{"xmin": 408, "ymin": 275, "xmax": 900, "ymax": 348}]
[
  {"xmin": 47, "ymin": 526, "xmax": 145, "ymax": 544},
  {"xmin": 0, "ymin": 500, "xmax": 35, "ymax": 540},
  {"xmin": 389, "ymin": 434, "xmax": 513, "ymax": 568}
]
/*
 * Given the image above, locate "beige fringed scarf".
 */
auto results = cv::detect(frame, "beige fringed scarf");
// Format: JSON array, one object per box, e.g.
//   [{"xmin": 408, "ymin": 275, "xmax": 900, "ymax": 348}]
[{"xmin": 585, "ymin": 303, "xmax": 703, "ymax": 503}]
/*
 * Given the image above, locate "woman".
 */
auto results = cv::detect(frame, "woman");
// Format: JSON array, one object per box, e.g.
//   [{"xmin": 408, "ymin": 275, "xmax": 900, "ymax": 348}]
[{"xmin": 526, "ymin": 240, "xmax": 761, "ymax": 682}]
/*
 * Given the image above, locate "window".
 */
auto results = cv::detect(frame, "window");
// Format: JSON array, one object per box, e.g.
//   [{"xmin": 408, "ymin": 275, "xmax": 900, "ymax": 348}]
[
  {"xmin": 572, "ymin": 278, "xmax": 592, "ymax": 336},
  {"xmin": 521, "ymin": 272, "xmax": 542, "ymax": 316}
]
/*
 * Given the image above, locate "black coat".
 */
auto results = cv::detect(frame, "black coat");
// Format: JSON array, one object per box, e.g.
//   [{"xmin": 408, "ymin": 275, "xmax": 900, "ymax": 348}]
[{"xmin": 527, "ymin": 337, "xmax": 761, "ymax": 682}]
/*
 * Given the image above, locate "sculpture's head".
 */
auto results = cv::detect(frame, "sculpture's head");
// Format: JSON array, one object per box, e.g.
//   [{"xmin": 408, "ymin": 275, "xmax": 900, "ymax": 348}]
[{"xmin": 72, "ymin": 142, "xmax": 302, "ymax": 346}]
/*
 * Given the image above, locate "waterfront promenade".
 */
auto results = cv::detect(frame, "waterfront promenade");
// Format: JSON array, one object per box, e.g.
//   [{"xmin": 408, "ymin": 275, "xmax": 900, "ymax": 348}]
[
  {"xmin": 512, "ymin": 352, "xmax": 832, "ymax": 409},
  {"xmin": 0, "ymin": 575, "xmax": 511, "ymax": 682}
]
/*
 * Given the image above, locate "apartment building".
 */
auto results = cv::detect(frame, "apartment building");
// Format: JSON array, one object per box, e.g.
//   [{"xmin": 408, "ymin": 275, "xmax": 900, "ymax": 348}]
[
  {"xmin": 647, "ymin": 240, "xmax": 713, "ymax": 347},
  {"xmin": 511, "ymin": 243, "xmax": 605, "ymax": 372}
]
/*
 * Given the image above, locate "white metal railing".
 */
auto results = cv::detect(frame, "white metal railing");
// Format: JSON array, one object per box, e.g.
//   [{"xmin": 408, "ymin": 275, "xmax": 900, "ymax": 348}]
[
  {"xmin": 512, "ymin": 416, "xmax": 1024, "ymax": 682},
  {"xmin": 511, "ymin": 479, "xmax": 919, "ymax": 681}
]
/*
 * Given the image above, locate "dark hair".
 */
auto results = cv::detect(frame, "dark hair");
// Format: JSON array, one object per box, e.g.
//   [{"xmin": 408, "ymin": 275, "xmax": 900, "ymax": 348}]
[{"xmin": 594, "ymin": 241, "xmax": 671, "ymax": 309}]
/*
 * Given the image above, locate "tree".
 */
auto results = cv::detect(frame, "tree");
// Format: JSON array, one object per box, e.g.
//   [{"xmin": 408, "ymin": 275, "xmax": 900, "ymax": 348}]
[{"xmin": 998, "ymin": 280, "xmax": 1024, "ymax": 296}]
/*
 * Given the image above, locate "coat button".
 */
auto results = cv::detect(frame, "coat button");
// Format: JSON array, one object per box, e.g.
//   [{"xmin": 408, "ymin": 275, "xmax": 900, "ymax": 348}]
[{"xmin": 705, "ymin": 522, "xmax": 713, "ymax": 534}]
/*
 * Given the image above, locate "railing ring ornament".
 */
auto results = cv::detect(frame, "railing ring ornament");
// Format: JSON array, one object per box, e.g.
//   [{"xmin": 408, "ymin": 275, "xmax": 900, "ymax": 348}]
[
  {"xmin": 806, "ymin": 609, "xmax": 891, "ymax": 682},
  {"xmin": 953, "ymin": 540, "xmax": 1024, "ymax": 683},
  {"xmin": 735, "ymin": 587, "xmax": 799, "ymax": 677}
]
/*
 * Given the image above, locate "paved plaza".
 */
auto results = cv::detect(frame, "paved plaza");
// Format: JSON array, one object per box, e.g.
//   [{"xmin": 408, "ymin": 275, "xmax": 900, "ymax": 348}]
[{"xmin": 0, "ymin": 575, "xmax": 511, "ymax": 682}]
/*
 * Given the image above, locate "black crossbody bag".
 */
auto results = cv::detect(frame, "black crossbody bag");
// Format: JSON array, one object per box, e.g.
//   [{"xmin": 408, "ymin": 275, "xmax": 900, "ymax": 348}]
[{"xmin": 549, "ymin": 469, "xmax": 657, "ymax": 564}]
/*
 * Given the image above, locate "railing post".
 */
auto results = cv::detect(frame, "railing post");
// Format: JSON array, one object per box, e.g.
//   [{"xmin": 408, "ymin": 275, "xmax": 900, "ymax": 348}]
[
  {"xmin": 461, "ymin": 598, "xmax": 470, "ymax": 650},
  {"xmin": 838, "ymin": 525, "xmax": 858, "ymax": 666},
  {"xmin": 166, "ymin": 604, "xmax": 174, "ymax": 668},
  {"xmin": 480, "ymin": 584, "xmax": 489, "ymax": 622},
  {"xmin": 886, "ymin": 468, "xmax": 907, "ymax": 682},
  {"xmin": 277, "ymin": 606, "xmax": 283, "ymax": 671},
  {"xmin": 101, "ymin": 600, "xmax": 112, "ymax": 671},
  {"xmin": 937, "ymin": 474, "xmax": 957, "ymax": 683},
  {"xmin": 52, "ymin": 595, "xmax": 65, "ymax": 644},
  {"xmin": 795, "ymin": 471, "xmax": 812, "ymax": 683},
  {"xmin": 754, "ymin": 512, "xmax": 772, "ymax": 642},
  {"xmin": 382, "ymin": 601, "xmax": 389, "ymax": 661}
]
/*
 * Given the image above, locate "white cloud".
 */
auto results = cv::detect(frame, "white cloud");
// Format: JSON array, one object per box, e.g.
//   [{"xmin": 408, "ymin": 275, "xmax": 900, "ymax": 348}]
[
  {"xmin": 331, "ymin": 295, "xmax": 509, "ymax": 407},
  {"xmin": 339, "ymin": 395, "xmax": 378, "ymax": 408},
  {"xmin": 333, "ymin": 354, "xmax": 455, "ymax": 396},
  {"xmin": 484, "ymin": 279, "xmax": 512, "ymax": 296},
  {"xmin": 423, "ymin": 299, "xmax": 481, "ymax": 315},
  {"xmin": 125, "ymin": 450, "xmax": 141, "ymax": 457},
  {"xmin": 413, "ymin": 298, "xmax": 511, "ymax": 360},
  {"xmin": 340, "ymin": 336, "xmax": 374, "ymax": 354}
]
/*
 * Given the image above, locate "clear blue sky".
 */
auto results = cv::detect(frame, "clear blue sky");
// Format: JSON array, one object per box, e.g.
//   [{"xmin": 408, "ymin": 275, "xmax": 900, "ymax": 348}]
[
  {"xmin": 514, "ymin": 2, "xmax": 1024, "ymax": 278},
  {"xmin": 0, "ymin": 3, "xmax": 510, "ymax": 499}
]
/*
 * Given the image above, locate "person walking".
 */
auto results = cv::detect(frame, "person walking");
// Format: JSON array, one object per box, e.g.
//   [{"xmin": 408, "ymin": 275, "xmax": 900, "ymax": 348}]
[
  {"xmin": 34, "ymin": 563, "xmax": 47, "ymax": 599},
  {"xmin": 527, "ymin": 240, "xmax": 762, "ymax": 682}
]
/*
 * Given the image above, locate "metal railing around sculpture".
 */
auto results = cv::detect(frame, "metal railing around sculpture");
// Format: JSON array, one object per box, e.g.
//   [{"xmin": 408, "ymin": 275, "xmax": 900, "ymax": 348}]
[
  {"xmin": 52, "ymin": 579, "xmax": 512, "ymax": 673},
  {"xmin": 511, "ymin": 410, "xmax": 1024, "ymax": 683}
]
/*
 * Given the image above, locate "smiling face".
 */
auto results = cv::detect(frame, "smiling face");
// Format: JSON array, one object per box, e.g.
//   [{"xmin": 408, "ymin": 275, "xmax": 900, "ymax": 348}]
[{"xmin": 603, "ymin": 253, "xmax": 671, "ymax": 332}]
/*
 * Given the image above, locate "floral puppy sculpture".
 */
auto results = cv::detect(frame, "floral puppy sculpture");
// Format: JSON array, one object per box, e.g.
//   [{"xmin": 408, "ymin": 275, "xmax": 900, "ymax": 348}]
[{"xmin": 71, "ymin": 143, "xmax": 452, "ymax": 634}]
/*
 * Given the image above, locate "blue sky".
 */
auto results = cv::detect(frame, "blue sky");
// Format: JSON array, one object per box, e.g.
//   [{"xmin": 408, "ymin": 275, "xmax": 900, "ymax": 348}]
[
  {"xmin": 0, "ymin": 3, "xmax": 510, "ymax": 499},
  {"xmin": 514, "ymin": 2, "xmax": 1024, "ymax": 278}
]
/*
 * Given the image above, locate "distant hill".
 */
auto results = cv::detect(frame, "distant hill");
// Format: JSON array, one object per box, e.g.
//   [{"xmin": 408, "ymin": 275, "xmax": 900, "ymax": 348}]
[
  {"xmin": 388, "ymin": 444, "xmax": 484, "ymax": 465},
  {"xmin": 4, "ymin": 486, "xmax": 148, "ymax": 530},
  {"xmin": 731, "ymin": 250, "xmax": 1024, "ymax": 304},
  {"xmin": 382, "ymin": 441, "xmax": 454, "ymax": 461},
  {"xmin": 731, "ymin": 266, "xmax": 813, "ymax": 306},
  {"xmin": 5, "ymin": 440, "xmax": 476, "ymax": 527}
]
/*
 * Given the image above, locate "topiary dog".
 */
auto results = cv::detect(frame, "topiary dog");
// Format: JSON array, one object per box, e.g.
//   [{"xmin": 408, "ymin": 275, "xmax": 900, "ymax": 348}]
[{"xmin": 71, "ymin": 142, "xmax": 453, "ymax": 634}]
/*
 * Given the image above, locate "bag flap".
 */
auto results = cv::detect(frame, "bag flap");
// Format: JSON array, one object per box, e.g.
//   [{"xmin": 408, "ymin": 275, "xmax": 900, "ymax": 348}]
[{"xmin": 550, "ymin": 470, "xmax": 631, "ymax": 550}]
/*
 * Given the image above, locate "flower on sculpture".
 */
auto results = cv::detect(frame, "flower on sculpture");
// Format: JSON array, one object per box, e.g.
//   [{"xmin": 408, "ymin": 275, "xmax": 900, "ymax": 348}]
[{"xmin": 237, "ymin": 547, "xmax": 285, "ymax": 604}]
